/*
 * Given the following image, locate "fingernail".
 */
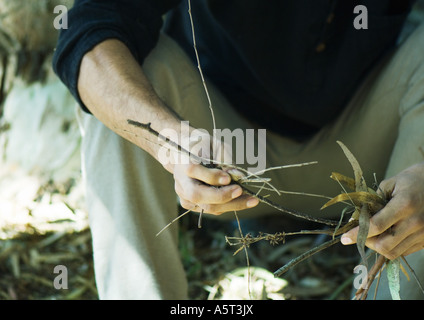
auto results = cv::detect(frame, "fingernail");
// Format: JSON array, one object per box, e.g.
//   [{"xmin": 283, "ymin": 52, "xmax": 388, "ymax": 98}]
[
  {"xmin": 247, "ymin": 198, "xmax": 259, "ymax": 208},
  {"xmin": 341, "ymin": 235, "xmax": 353, "ymax": 245},
  {"xmin": 231, "ymin": 187, "xmax": 242, "ymax": 199},
  {"xmin": 219, "ymin": 175, "xmax": 231, "ymax": 185},
  {"xmin": 227, "ymin": 169, "xmax": 244, "ymax": 181}
]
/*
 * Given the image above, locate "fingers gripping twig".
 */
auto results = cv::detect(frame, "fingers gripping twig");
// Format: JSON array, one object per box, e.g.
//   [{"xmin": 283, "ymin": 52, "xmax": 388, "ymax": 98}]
[{"xmin": 127, "ymin": 120, "xmax": 340, "ymax": 227}]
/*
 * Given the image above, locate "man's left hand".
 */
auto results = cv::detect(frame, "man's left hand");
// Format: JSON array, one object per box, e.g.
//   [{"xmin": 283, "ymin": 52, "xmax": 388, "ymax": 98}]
[{"xmin": 341, "ymin": 162, "xmax": 424, "ymax": 259}]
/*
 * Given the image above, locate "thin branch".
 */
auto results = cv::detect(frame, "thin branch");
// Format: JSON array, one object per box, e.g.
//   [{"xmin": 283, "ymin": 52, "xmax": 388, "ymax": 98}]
[
  {"xmin": 373, "ymin": 264, "xmax": 383, "ymax": 300},
  {"xmin": 274, "ymin": 236, "xmax": 341, "ymax": 277},
  {"xmin": 353, "ymin": 254, "xmax": 387, "ymax": 300},
  {"xmin": 127, "ymin": 120, "xmax": 203, "ymax": 163},
  {"xmin": 225, "ymin": 229, "xmax": 336, "ymax": 248},
  {"xmin": 126, "ymin": 120, "xmax": 282, "ymax": 196},
  {"xmin": 233, "ymin": 211, "xmax": 252, "ymax": 299},
  {"xmin": 197, "ymin": 209, "xmax": 204, "ymax": 229},
  {"xmin": 187, "ymin": 0, "xmax": 216, "ymax": 133},
  {"xmin": 401, "ymin": 256, "xmax": 424, "ymax": 297},
  {"xmin": 156, "ymin": 207, "xmax": 196, "ymax": 236},
  {"xmin": 243, "ymin": 184, "xmax": 344, "ymax": 202},
  {"xmin": 127, "ymin": 119, "xmax": 340, "ymax": 227},
  {"xmin": 240, "ymin": 185, "xmax": 339, "ymax": 226},
  {"xmin": 243, "ymin": 162, "xmax": 318, "ymax": 178}
]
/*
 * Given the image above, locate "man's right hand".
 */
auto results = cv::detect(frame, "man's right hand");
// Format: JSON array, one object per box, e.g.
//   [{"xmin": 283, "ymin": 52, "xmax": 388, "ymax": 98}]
[
  {"xmin": 77, "ymin": 39, "xmax": 259, "ymax": 216},
  {"xmin": 173, "ymin": 162, "xmax": 259, "ymax": 215},
  {"xmin": 171, "ymin": 131, "xmax": 259, "ymax": 216}
]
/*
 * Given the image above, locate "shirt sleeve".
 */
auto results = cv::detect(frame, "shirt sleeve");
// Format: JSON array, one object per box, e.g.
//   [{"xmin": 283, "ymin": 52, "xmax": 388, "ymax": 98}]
[{"xmin": 52, "ymin": 0, "xmax": 181, "ymax": 112}]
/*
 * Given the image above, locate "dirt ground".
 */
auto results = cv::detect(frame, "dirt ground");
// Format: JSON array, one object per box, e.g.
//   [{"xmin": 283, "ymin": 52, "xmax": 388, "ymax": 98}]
[{"xmin": 0, "ymin": 166, "xmax": 359, "ymax": 300}]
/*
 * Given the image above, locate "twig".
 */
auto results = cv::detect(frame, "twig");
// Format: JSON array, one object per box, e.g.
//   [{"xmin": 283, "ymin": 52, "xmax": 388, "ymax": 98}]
[
  {"xmin": 401, "ymin": 256, "xmax": 424, "ymax": 297},
  {"xmin": 233, "ymin": 211, "xmax": 252, "ymax": 299},
  {"xmin": 225, "ymin": 229, "xmax": 337, "ymax": 248},
  {"xmin": 156, "ymin": 207, "xmax": 196, "ymax": 236},
  {"xmin": 274, "ymin": 236, "xmax": 341, "ymax": 277},
  {"xmin": 240, "ymin": 185, "xmax": 340, "ymax": 226},
  {"xmin": 373, "ymin": 264, "xmax": 383, "ymax": 300},
  {"xmin": 243, "ymin": 184, "xmax": 352, "ymax": 204},
  {"xmin": 353, "ymin": 254, "xmax": 387, "ymax": 300},
  {"xmin": 187, "ymin": 0, "xmax": 216, "ymax": 133},
  {"xmin": 198, "ymin": 209, "xmax": 204, "ymax": 229},
  {"xmin": 243, "ymin": 162, "xmax": 318, "ymax": 178},
  {"xmin": 127, "ymin": 119, "xmax": 341, "ymax": 227},
  {"xmin": 126, "ymin": 120, "xmax": 282, "ymax": 196},
  {"xmin": 127, "ymin": 120, "xmax": 204, "ymax": 163}
]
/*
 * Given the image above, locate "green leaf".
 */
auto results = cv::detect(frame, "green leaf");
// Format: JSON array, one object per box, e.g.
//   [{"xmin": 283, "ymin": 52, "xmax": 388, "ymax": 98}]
[
  {"xmin": 320, "ymin": 191, "xmax": 385, "ymax": 212},
  {"xmin": 387, "ymin": 258, "xmax": 401, "ymax": 300},
  {"xmin": 330, "ymin": 172, "xmax": 356, "ymax": 191},
  {"xmin": 336, "ymin": 141, "xmax": 367, "ymax": 192},
  {"xmin": 357, "ymin": 204, "xmax": 370, "ymax": 268}
]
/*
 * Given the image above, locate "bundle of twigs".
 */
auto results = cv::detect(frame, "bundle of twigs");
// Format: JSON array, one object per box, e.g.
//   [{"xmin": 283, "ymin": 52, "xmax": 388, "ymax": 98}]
[{"xmin": 129, "ymin": 119, "xmax": 423, "ymax": 300}]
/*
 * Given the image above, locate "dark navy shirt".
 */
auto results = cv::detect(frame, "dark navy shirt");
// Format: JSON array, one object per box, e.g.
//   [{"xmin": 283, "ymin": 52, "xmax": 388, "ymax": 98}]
[{"xmin": 53, "ymin": 0, "xmax": 415, "ymax": 139}]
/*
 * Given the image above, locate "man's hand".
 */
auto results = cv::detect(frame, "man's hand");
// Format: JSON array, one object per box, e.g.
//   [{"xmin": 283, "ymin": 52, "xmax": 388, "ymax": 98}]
[
  {"xmin": 173, "ymin": 163, "xmax": 259, "ymax": 215},
  {"xmin": 341, "ymin": 162, "xmax": 424, "ymax": 259},
  {"xmin": 171, "ymin": 131, "xmax": 259, "ymax": 215},
  {"xmin": 77, "ymin": 39, "xmax": 259, "ymax": 216}
]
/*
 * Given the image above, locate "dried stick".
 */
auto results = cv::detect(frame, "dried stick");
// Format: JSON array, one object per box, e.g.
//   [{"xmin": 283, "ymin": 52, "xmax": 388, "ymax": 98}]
[
  {"xmin": 187, "ymin": 0, "xmax": 216, "ymax": 133},
  {"xmin": 233, "ymin": 211, "xmax": 252, "ymax": 298},
  {"xmin": 401, "ymin": 256, "xmax": 424, "ymax": 297},
  {"xmin": 243, "ymin": 162, "xmax": 318, "ymax": 178},
  {"xmin": 126, "ymin": 120, "xmax": 282, "ymax": 196},
  {"xmin": 156, "ymin": 207, "xmax": 196, "ymax": 236},
  {"xmin": 127, "ymin": 119, "xmax": 340, "ymax": 227},
  {"xmin": 240, "ymin": 187, "xmax": 339, "ymax": 226},
  {"xmin": 225, "ymin": 229, "xmax": 338, "ymax": 248},
  {"xmin": 274, "ymin": 236, "xmax": 342, "ymax": 277},
  {"xmin": 353, "ymin": 254, "xmax": 387, "ymax": 300}
]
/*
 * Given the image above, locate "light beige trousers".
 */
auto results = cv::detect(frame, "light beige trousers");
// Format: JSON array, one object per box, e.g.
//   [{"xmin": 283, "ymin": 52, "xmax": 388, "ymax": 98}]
[{"xmin": 78, "ymin": 23, "xmax": 424, "ymax": 299}]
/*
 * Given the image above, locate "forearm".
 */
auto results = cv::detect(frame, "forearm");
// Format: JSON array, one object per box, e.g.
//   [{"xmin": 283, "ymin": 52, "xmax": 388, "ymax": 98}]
[
  {"xmin": 77, "ymin": 38, "xmax": 258, "ymax": 214},
  {"xmin": 77, "ymin": 38, "xmax": 183, "ymax": 172}
]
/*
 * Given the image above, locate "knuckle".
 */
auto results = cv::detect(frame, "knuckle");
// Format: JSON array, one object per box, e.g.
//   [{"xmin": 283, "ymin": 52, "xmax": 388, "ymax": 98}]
[
  {"xmin": 201, "ymin": 204, "xmax": 214, "ymax": 214},
  {"xmin": 179, "ymin": 199, "xmax": 191, "ymax": 210},
  {"xmin": 374, "ymin": 242, "xmax": 392, "ymax": 257},
  {"xmin": 214, "ymin": 188, "xmax": 229, "ymax": 203},
  {"xmin": 371, "ymin": 220, "xmax": 386, "ymax": 234},
  {"xmin": 174, "ymin": 181, "xmax": 182, "ymax": 196},
  {"xmin": 186, "ymin": 187, "xmax": 201, "ymax": 203},
  {"xmin": 400, "ymin": 193, "xmax": 418, "ymax": 213},
  {"xmin": 184, "ymin": 163, "xmax": 197, "ymax": 176},
  {"xmin": 203, "ymin": 168, "xmax": 225, "ymax": 186},
  {"xmin": 378, "ymin": 178, "xmax": 395, "ymax": 199},
  {"xmin": 384, "ymin": 251, "xmax": 397, "ymax": 260},
  {"xmin": 412, "ymin": 214, "xmax": 424, "ymax": 228},
  {"xmin": 379, "ymin": 178, "xmax": 394, "ymax": 190},
  {"xmin": 202, "ymin": 204, "xmax": 226, "ymax": 215}
]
